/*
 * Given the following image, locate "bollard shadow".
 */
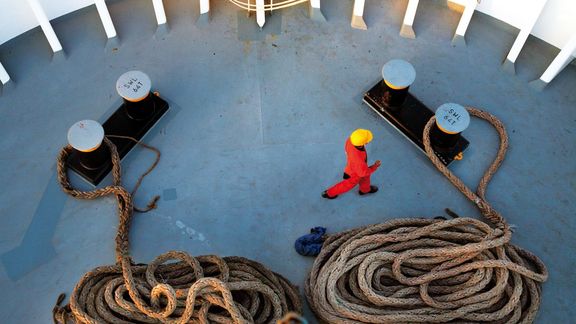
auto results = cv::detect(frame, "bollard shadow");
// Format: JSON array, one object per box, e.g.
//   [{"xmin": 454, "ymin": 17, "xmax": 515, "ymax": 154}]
[{"xmin": 1, "ymin": 172, "xmax": 66, "ymax": 281}]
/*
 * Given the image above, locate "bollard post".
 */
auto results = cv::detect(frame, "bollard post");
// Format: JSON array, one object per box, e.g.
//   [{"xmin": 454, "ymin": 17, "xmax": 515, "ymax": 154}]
[
  {"xmin": 381, "ymin": 59, "xmax": 416, "ymax": 109},
  {"xmin": 116, "ymin": 71, "xmax": 155, "ymax": 121},
  {"xmin": 431, "ymin": 103, "xmax": 470, "ymax": 155},
  {"xmin": 67, "ymin": 120, "xmax": 109, "ymax": 171}
]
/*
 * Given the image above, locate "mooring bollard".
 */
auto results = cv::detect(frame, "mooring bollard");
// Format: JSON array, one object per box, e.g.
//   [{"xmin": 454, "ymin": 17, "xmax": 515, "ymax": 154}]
[
  {"xmin": 66, "ymin": 71, "xmax": 169, "ymax": 185},
  {"xmin": 116, "ymin": 70, "xmax": 155, "ymax": 121},
  {"xmin": 67, "ymin": 120, "xmax": 109, "ymax": 170},
  {"xmin": 432, "ymin": 103, "xmax": 470, "ymax": 153},
  {"xmin": 363, "ymin": 60, "xmax": 470, "ymax": 166},
  {"xmin": 381, "ymin": 59, "xmax": 416, "ymax": 108}
]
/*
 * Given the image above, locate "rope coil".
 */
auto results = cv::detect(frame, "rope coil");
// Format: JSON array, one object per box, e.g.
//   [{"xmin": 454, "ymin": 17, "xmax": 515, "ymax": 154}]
[
  {"xmin": 54, "ymin": 137, "xmax": 301, "ymax": 323},
  {"xmin": 305, "ymin": 107, "xmax": 548, "ymax": 323}
]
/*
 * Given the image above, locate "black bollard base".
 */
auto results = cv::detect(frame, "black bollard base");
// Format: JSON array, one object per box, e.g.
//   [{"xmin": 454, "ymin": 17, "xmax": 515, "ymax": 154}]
[
  {"xmin": 67, "ymin": 93, "xmax": 169, "ymax": 185},
  {"xmin": 363, "ymin": 81, "xmax": 469, "ymax": 166}
]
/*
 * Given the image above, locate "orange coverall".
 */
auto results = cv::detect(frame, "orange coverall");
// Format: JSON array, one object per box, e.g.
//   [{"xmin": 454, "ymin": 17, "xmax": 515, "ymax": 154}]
[{"xmin": 326, "ymin": 138, "xmax": 378, "ymax": 197}]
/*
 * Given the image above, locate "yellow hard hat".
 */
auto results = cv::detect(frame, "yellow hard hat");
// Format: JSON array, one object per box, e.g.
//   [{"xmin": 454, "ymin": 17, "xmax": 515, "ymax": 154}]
[{"xmin": 350, "ymin": 129, "xmax": 373, "ymax": 146}]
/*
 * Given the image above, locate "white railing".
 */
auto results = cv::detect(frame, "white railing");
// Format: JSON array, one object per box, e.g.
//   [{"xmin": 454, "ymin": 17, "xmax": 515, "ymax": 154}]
[{"xmin": 0, "ymin": 0, "xmax": 574, "ymax": 88}]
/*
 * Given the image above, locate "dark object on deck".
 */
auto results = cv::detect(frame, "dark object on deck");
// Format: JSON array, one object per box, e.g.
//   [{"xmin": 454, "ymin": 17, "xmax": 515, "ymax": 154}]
[
  {"xmin": 66, "ymin": 93, "xmax": 169, "ymax": 185},
  {"xmin": 124, "ymin": 93, "xmax": 157, "ymax": 121},
  {"xmin": 363, "ymin": 82, "xmax": 469, "ymax": 166},
  {"xmin": 444, "ymin": 208, "xmax": 461, "ymax": 218},
  {"xmin": 295, "ymin": 227, "xmax": 327, "ymax": 257}
]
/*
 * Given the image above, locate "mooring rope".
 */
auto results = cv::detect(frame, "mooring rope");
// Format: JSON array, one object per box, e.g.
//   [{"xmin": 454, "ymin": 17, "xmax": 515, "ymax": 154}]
[
  {"xmin": 53, "ymin": 137, "xmax": 301, "ymax": 323},
  {"xmin": 305, "ymin": 107, "xmax": 548, "ymax": 323}
]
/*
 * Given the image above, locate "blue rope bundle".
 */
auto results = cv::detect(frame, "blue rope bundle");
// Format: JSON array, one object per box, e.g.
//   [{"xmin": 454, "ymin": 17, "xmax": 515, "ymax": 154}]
[{"xmin": 294, "ymin": 227, "xmax": 326, "ymax": 257}]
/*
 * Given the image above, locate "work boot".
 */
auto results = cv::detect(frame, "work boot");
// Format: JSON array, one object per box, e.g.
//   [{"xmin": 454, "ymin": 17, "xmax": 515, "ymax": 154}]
[
  {"xmin": 359, "ymin": 186, "xmax": 378, "ymax": 195},
  {"xmin": 322, "ymin": 191, "xmax": 337, "ymax": 199}
]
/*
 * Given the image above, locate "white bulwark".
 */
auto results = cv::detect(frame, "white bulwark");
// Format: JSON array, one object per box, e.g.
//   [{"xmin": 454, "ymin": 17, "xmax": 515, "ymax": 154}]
[
  {"xmin": 381, "ymin": 59, "xmax": 416, "ymax": 88},
  {"xmin": 435, "ymin": 103, "xmax": 470, "ymax": 134},
  {"xmin": 67, "ymin": 120, "xmax": 105, "ymax": 152},
  {"xmin": 116, "ymin": 70, "xmax": 152, "ymax": 102}
]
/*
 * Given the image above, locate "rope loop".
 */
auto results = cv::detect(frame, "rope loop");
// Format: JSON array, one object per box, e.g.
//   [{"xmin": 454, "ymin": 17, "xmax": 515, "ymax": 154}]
[
  {"xmin": 54, "ymin": 137, "xmax": 301, "ymax": 323},
  {"xmin": 150, "ymin": 283, "xmax": 178, "ymax": 317},
  {"xmin": 422, "ymin": 107, "xmax": 509, "ymax": 228},
  {"xmin": 305, "ymin": 107, "xmax": 548, "ymax": 323}
]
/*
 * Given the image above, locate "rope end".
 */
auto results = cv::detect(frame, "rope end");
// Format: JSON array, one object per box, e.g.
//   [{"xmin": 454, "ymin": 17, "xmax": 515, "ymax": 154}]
[
  {"xmin": 147, "ymin": 195, "xmax": 160, "ymax": 210},
  {"xmin": 52, "ymin": 293, "xmax": 70, "ymax": 324}
]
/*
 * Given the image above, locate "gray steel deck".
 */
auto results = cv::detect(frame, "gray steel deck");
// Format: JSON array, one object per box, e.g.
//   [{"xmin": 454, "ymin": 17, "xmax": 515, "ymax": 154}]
[{"xmin": 0, "ymin": 0, "xmax": 574, "ymax": 322}]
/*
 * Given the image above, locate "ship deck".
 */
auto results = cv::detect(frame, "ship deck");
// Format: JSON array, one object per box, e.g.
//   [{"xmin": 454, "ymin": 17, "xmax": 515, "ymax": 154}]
[{"xmin": 0, "ymin": 0, "xmax": 575, "ymax": 322}]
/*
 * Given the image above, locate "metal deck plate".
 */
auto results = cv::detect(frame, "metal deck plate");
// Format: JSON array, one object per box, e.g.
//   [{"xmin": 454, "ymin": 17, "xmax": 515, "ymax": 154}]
[
  {"xmin": 66, "ymin": 94, "xmax": 169, "ymax": 185},
  {"xmin": 363, "ymin": 82, "xmax": 469, "ymax": 166}
]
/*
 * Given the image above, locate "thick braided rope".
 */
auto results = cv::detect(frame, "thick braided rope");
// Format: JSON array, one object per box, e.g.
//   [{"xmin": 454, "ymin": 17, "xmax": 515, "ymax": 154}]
[
  {"xmin": 305, "ymin": 107, "xmax": 548, "ymax": 323},
  {"xmin": 54, "ymin": 138, "xmax": 301, "ymax": 323}
]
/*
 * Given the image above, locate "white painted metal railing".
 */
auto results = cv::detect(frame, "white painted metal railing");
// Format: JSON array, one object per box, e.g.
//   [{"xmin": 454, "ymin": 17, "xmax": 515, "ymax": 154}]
[
  {"xmin": 94, "ymin": 0, "xmax": 117, "ymax": 39},
  {"xmin": 530, "ymin": 32, "xmax": 576, "ymax": 89},
  {"xmin": 0, "ymin": 62, "xmax": 10, "ymax": 85},
  {"xmin": 451, "ymin": 0, "xmax": 479, "ymax": 46},
  {"xmin": 26, "ymin": 0, "xmax": 63, "ymax": 54},
  {"xmin": 0, "ymin": 0, "xmax": 574, "ymax": 90},
  {"xmin": 400, "ymin": 0, "xmax": 419, "ymax": 39},
  {"xmin": 151, "ymin": 0, "xmax": 167, "ymax": 26},
  {"xmin": 503, "ymin": 0, "xmax": 548, "ymax": 74}
]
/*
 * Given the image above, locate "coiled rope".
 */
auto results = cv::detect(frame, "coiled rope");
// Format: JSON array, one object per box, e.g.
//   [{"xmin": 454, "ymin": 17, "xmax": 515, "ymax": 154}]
[
  {"xmin": 305, "ymin": 108, "xmax": 548, "ymax": 323},
  {"xmin": 53, "ymin": 137, "xmax": 301, "ymax": 323}
]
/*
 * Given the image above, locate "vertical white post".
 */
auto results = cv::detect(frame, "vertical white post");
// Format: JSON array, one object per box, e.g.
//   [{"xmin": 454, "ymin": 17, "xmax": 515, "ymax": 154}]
[
  {"xmin": 94, "ymin": 0, "xmax": 117, "ymax": 38},
  {"xmin": 309, "ymin": 0, "xmax": 326, "ymax": 22},
  {"xmin": 529, "ymin": 32, "xmax": 576, "ymax": 90},
  {"xmin": 451, "ymin": 0, "xmax": 478, "ymax": 47},
  {"xmin": 503, "ymin": 0, "xmax": 548, "ymax": 74},
  {"xmin": 26, "ymin": 0, "xmax": 63, "ymax": 53},
  {"xmin": 351, "ymin": 0, "xmax": 367, "ymax": 30},
  {"xmin": 196, "ymin": 0, "xmax": 210, "ymax": 25},
  {"xmin": 400, "ymin": 0, "xmax": 418, "ymax": 39},
  {"xmin": 152, "ymin": 0, "xmax": 167, "ymax": 25},
  {"xmin": 0, "ymin": 62, "xmax": 10, "ymax": 85},
  {"xmin": 199, "ymin": 0, "xmax": 210, "ymax": 15},
  {"xmin": 256, "ymin": 0, "xmax": 265, "ymax": 28}
]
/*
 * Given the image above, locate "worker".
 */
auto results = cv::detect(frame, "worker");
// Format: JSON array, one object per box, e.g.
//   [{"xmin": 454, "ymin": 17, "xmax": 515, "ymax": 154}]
[{"xmin": 322, "ymin": 129, "xmax": 381, "ymax": 199}]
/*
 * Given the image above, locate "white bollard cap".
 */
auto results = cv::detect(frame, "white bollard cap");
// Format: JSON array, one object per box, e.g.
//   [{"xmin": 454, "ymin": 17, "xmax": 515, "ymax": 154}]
[
  {"xmin": 435, "ymin": 103, "xmax": 470, "ymax": 134},
  {"xmin": 67, "ymin": 120, "xmax": 104, "ymax": 152},
  {"xmin": 116, "ymin": 70, "xmax": 151, "ymax": 102},
  {"xmin": 381, "ymin": 59, "xmax": 416, "ymax": 89}
]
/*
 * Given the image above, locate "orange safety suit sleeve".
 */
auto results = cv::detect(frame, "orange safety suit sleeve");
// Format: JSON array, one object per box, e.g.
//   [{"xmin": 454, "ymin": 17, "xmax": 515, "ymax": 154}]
[{"xmin": 345, "ymin": 139, "xmax": 378, "ymax": 177}]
